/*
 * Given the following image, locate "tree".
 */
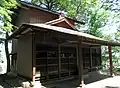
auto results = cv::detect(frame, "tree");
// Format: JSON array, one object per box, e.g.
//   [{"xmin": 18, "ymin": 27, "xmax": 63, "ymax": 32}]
[
  {"xmin": 86, "ymin": 7, "xmax": 109, "ymax": 37},
  {"xmin": 99, "ymin": 0, "xmax": 120, "ymax": 74},
  {"xmin": 59, "ymin": 0, "xmax": 109, "ymax": 37},
  {"xmin": 32, "ymin": 0, "xmax": 59, "ymax": 11},
  {"xmin": 0, "ymin": 0, "xmax": 18, "ymax": 72},
  {"xmin": 0, "ymin": 0, "xmax": 18, "ymax": 31},
  {"xmin": 102, "ymin": 33, "xmax": 120, "ymax": 74},
  {"xmin": 101, "ymin": 0, "xmax": 120, "ymax": 41}
]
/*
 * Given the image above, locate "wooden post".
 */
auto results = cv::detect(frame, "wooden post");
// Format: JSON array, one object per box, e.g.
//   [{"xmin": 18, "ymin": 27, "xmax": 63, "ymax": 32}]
[
  {"xmin": 76, "ymin": 46, "xmax": 79, "ymax": 73},
  {"xmin": 32, "ymin": 67, "xmax": 36, "ymax": 82},
  {"xmin": 78, "ymin": 41, "xmax": 84, "ymax": 88},
  {"xmin": 32, "ymin": 31, "xmax": 36, "ymax": 83},
  {"xmin": 90, "ymin": 47, "xmax": 92, "ymax": 71},
  {"xmin": 58, "ymin": 44, "xmax": 61, "ymax": 78},
  {"xmin": 108, "ymin": 45, "xmax": 113, "ymax": 76},
  {"xmin": 46, "ymin": 52, "xmax": 49, "ymax": 80}
]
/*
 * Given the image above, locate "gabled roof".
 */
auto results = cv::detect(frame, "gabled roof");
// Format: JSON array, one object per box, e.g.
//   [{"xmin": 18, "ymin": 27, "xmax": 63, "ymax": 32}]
[
  {"xmin": 45, "ymin": 17, "xmax": 67, "ymax": 25},
  {"xmin": 19, "ymin": 1, "xmax": 85, "ymax": 25},
  {"xmin": 45, "ymin": 17, "xmax": 76, "ymax": 30},
  {"xmin": 8, "ymin": 23, "xmax": 120, "ymax": 46}
]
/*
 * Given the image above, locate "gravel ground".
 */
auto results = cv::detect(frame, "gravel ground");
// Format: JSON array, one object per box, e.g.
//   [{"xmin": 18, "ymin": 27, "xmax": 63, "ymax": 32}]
[{"xmin": 85, "ymin": 76, "xmax": 120, "ymax": 88}]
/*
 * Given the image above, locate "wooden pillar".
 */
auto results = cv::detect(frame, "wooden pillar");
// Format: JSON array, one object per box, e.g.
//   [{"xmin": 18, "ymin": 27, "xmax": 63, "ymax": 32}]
[
  {"xmin": 90, "ymin": 48, "xmax": 92, "ymax": 71},
  {"xmin": 76, "ymin": 46, "xmax": 79, "ymax": 74},
  {"xmin": 108, "ymin": 45, "xmax": 113, "ymax": 76},
  {"xmin": 78, "ymin": 42, "xmax": 84, "ymax": 88},
  {"xmin": 46, "ymin": 52, "xmax": 49, "ymax": 80},
  {"xmin": 58, "ymin": 44, "xmax": 61, "ymax": 78},
  {"xmin": 32, "ymin": 31, "xmax": 36, "ymax": 82}
]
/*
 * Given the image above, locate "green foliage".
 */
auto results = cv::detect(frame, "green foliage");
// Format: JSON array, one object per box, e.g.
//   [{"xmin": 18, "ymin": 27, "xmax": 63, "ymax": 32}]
[
  {"xmin": 102, "ymin": 34, "xmax": 120, "ymax": 73},
  {"xmin": 87, "ymin": 11, "xmax": 108, "ymax": 37},
  {"xmin": 60, "ymin": 0, "xmax": 109, "ymax": 37},
  {"xmin": 32, "ymin": 0, "xmax": 59, "ymax": 11},
  {"xmin": 102, "ymin": 1, "xmax": 120, "ymax": 74},
  {"xmin": 115, "ymin": 31, "xmax": 120, "ymax": 42},
  {"xmin": 0, "ymin": 0, "xmax": 18, "ymax": 32},
  {"xmin": 102, "ymin": 0, "xmax": 120, "ymax": 42}
]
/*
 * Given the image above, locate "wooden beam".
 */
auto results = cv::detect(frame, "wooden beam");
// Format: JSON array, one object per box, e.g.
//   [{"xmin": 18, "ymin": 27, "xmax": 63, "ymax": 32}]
[
  {"xmin": 78, "ymin": 41, "xmax": 85, "ymax": 88},
  {"xmin": 108, "ymin": 46, "xmax": 113, "ymax": 76}
]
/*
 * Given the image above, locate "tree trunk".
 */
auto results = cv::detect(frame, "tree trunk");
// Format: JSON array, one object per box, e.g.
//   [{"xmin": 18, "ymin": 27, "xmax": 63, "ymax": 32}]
[{"xmin": 5, "ymin": 32, "xmax": 10, "ymax": 72}]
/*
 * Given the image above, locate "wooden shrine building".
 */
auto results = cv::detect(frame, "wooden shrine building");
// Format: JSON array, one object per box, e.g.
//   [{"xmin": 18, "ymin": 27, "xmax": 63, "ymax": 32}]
[{"xmin": 8, "ymin": 1, "xmax": 120, "ymax": 87}]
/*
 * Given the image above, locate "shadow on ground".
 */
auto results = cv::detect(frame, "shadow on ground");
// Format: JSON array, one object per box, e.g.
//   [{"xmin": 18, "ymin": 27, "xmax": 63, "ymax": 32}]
[
  {"xmin": 105, "ymin": 86, "xmax": 119, "ymax": 88},
  {"xmin": 41, "ymin": 71, "xmax": 110, "ymax": 88},
  {"xmin": 0, "ymin": 74, "xmax": 28, "ymax": 88},
  {"xmin": 85, "ymin": 71, "xmax": 110, "ymax": 84},
  {"xmin": 0, "ymin": 71, "xmax": 110, "ymax": 88}
]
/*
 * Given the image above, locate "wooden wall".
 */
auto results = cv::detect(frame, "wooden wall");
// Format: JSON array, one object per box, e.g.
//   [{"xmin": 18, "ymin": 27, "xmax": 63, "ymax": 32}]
[
  {"xmin": 17, "ymin": 34, "xmax": 32, "ymax": 79},
  {"xmin": 15, "ymin": 7, "xmax": 58, "ymax": 27},
  {"xmin": 28, "ymin": 8, "xmax": 58, "ymax": 23},
  {"xmin": 15, "ymin": 9, "xmax": 30, "ymax": 27}
]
